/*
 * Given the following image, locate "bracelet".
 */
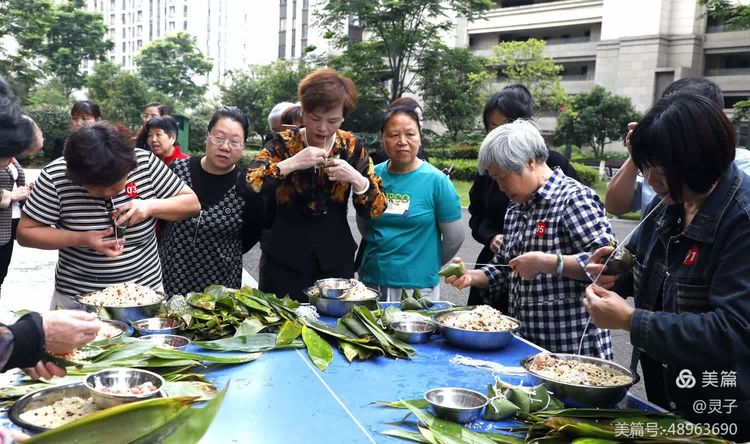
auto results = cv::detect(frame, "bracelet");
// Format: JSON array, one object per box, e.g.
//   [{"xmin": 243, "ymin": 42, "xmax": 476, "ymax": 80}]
[{"xmin": 555, "ymin": 253, "xmax": 564, "ymax": 275}]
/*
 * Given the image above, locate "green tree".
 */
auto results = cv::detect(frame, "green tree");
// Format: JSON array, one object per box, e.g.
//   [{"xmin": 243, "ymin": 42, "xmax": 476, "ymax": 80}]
[
  {"xmin": 42, "ymin": 0, "xmax": 112, "ymax": 97},
  {"xmin": 26, "ymin": 79, "xmax": 70, "ymax": 108},
  {"xmin": 316, "ymin": 0, "xmax": 493, "ymax": 102},
  {"xmin": 491, "ymin": 38, "xmax": 567, "ymax": 113},
  {"xmin": 554, "ymin": 85, "xmax": 640, "ymax": 159},
  {"xmin": 221, "ymin": 60, "xmax": 313, "ymax": 136},
  {"xmin": 417, "ymin": 45, "xmax": 490, "ymax": 140},
  {"xmin": 699, "ymin": 0, "xmax": 750, "ymax": 29},
  {"xmin": 328, "ymin": 41, "xmax": 390, "ymax": 133},
  {"xmin": 87, "ymin": 61, "xmax": 172, "ymax": 128},
  {"xmin": 135, "ymin": 32, "xmax": 212, "ymax": 107},
  {"xmin": 0, "ymin": 0, "xmax": 53, "ymax": 101}
]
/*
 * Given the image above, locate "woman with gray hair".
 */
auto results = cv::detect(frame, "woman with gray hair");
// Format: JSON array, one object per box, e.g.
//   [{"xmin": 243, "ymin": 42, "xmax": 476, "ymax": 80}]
[{"xmin": 445, "ymin": 119, "xmax": 615, "ymax": 358}]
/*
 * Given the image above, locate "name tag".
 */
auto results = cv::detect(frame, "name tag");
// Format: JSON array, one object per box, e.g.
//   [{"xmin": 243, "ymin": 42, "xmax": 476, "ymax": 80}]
[{"xmin": 384, "ymin": 193, "xmax": 410, "ymax": 216}]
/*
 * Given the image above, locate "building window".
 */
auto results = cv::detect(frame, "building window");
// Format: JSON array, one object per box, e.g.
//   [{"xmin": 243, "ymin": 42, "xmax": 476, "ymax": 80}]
[
  {"xmin": 122, "ymin": 0, "xmax": 126, "ymax": 8},
  {"xmin": 169, "ymin": 5, "xmax": 174, "ymax": 17},
  {"xmin": 137, "ymin": 10, "xmax": 142, "ymax": 21},
  {"xmin": 183, "ymin": 5, "xmax": 187, "ymax": 16},
  {"xmin": 121, "ymin": 55, "xmax": 125, "ymax": 64},
  {"xmin": 137, "ymin": 40, "xmax": 142, "ymax": 49},
  {"xmin": 303, "ymin": 0, "xmax": 308, "ymax": 9},
  {"xmin": 169, "ymin": 21, "xmax": 175, "ymax": 30},
  {"xmin": 111, "ymin": 0, "xmax": 115, "ymax": 9},
  {"xmin": 121, "ymin": 13, "xmax": 125, "ymax": 24},
  {"xmin": 301, "ymin": 23, "xmax": 308, "ymax": 39},
  {"xmin": 705, "ymin": 52, "xmax": 750, "ymax": 76},
  {"xmin": 280, "ymin": 0, "xmax": 287, "ymax": 5},
  {"xmin": 110, "ymin": 13, "xmax": 115, "ymax": 22},
  {"xmin": 122, "ymin": 28, "xmax": 126, "ymax": 38},
  {"xmin": 279, "ymin": 17, "xmax": 286, "ymax": 31},
  {"xmin": 122, "ymin": 42, "xmax": 126, "ymax": 52},
  {"xmin": 183, "ymin": 20, "xmax": 187, "ymax": 30}
]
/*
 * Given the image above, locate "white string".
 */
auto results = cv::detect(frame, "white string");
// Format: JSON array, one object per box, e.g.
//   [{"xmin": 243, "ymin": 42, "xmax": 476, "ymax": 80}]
[
  {"xmin": 577, "ymin": 197, "xmax": 668, "ymax": 355},
  {"xmin": 449, "ymin": 354, "xmax": 527, "ymax": 376}
]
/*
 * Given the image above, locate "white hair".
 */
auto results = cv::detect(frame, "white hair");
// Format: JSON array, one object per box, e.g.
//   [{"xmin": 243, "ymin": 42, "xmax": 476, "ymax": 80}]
[
  {"xmin": 267, "ymin": 101, "xmax": 296, "ymax": 130},
  {"xmin": 477, "ymin": 119, "xmax": 549, "ymax": 175}
]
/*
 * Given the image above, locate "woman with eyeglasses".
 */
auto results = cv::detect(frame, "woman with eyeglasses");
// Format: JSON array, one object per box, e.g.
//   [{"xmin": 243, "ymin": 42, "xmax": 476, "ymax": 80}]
[
  {"xmin": 467, "ymin": 84, "xmax": 581, "ymax": 310},
  {"xmin": 158, "ymin": 107, "xmax": 264, "ymax": 295},
  {"xmin": 239, "ymin": 68, "xmax": 387, "ymax": 301}
]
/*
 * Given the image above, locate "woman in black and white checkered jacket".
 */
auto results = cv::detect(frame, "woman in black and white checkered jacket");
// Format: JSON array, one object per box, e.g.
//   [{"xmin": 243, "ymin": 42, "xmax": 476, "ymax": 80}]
[{"xmin": 445, "ymin": 119, "xmax": 615, "ymax": 359}]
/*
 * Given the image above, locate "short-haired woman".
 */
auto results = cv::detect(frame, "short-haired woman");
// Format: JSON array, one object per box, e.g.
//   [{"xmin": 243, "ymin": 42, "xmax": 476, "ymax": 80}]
[
  {"xmin": 446, "ymin": 120, "xmax": 614, "ymax": 359},
  {"xmin": 159, "ymin": 107, "xmax": 264, "ymax": 295},
  {"xmin": 467, "ymin": 84, "xmax": 581, "ymax": 310},
  {"xmin": 358, "ymin": 106, "xmax": 463, "ymax": 301},
  {"xmin": 18, "ymin": 122, "xmax": 200, "ymax": 308},
  {"xmin": 51, "ymin": 100, "xmax": 102, "ymax": 159},
  {"xmin": 146, "ymin": 115, "xmax": 188, "ymax": 165},
  {"xmin": 238, "ymin": 68, "xmax": 387, "ymax": 301},
  {"xmin": 584, "ymin": 94, "xmax": 750, "ymax": 440}
]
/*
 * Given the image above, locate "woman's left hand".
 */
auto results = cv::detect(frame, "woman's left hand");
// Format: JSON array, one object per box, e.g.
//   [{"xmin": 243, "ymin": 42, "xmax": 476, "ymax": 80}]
[
  {"xmin": 509, "ymin": 252, "xmax": 554, "ymax": 280},
  {"xmin": 113, "ymin": 199, "xmax": 152, "ymax": 226},
  {"xmin": 324, "ymin": 160, "xmax": 366, "ymax": 190},
  {"xmin": 583, "ymin": 284, "xmax": 634, "ymax": 330}
]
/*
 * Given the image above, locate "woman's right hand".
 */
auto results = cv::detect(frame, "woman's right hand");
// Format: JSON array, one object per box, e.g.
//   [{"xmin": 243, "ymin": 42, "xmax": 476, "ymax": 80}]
[
  {"xmin": 584, "ymin": 246, "xmax": 619, "ymax": 288},
  {"xmin": 444, "ymin": 257, "xmax": 472, "ymax": 289},
  {"xmin": 290, "ymin": 146, "xmax": 329, "ymax": 171},
  {"xmin": 41, "ymin": 310, "xmax": 100, "ymax": 354},
  {"xmin": 81, "ymin": 227, "xmax": 124, "ymax": 257}
]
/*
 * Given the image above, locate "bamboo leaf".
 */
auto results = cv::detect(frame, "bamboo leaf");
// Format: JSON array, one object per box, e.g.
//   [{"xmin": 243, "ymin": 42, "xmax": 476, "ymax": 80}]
[
  {"xmin": 276, "ymin": 320, "xmax": 303, "ymax": 345},
  {"xmin": 164, "ymin": 381, "xmax": 217, "ymax": 401},
  {"xmin": 187, "ymin": 291, "xmax": 216, "ymax": 310},
  {"xmin": 302, "ymin": 325, "xmax": 333, "ymax": 371},
  {"xmin": 418, "ymin": 426, "xmax": 442, "ymax": 444},
  {"xmin": 382, "ymin": 429, "xmax": 433, "ymax": 443},
  {"xmin": 25, "ymin": 396, "xmax": 197, "ymax": 443},
  {"xmin": 400, "ymin": 401, "xmax": 496, "ymax": 444},
  {"xmin": 193, "ymin": 333, "xmax": 278, "ymax": 353},
  {"xmin": 339, "ymin": 341, "xmax": 375, "ymax": 362},
  {"xmin": 146, "ymin": 348, "xmax": 261, "ymax": 364},
  {"xmin": 234, "ymin": 317, "xmax": 266, "ymax": 336},
  {"xmin": 371, "ymin": 399, "xmax": 429, "ymax": 409}
]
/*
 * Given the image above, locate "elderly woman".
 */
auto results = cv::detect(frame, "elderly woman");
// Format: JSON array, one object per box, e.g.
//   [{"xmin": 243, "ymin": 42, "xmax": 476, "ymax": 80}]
[
  {"xmin": 160, "ymin": 107, "xmax": 263, "ymax": 295},
  {"xmin": 358, "ymin": 106, "xmax": 463, "ymax": 301},
  {"xmin": 446, "ymin": 120, "xmax": 614, "ymax": 358},
  {"xmin": 584, "ymin": 94, "xmax": 750, "ymax": 440},
  {"xmin": 18, "ymin": 122, "xmax": 200, "ymax": 309},
  {"xmin": 146, "ymin": 115, "xmax": 188, "ymax": 165},
  {"xmin": 239, "ymin": 68, "xmax": 386, "ymax": 301},
  {"xmin": 51, "ymin": 100, "xmax": 102, "ymax": 159},
  {"xmin": 467, "ymin": 84, "xmax": 580, "ymax": 309}
]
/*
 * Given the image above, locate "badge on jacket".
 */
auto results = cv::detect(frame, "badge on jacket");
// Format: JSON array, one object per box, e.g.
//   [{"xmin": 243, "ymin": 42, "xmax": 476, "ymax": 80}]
[
  {"xmin": 125, "ymin": 181, "xmax": 138, "ymax": 198},
  {"xmin": 535, "ymin": 220, "xmax": 547, "ymax": 238},
  {"xmin": 683, "ymin": 245, "xmax": 699, "ymax": 266}
]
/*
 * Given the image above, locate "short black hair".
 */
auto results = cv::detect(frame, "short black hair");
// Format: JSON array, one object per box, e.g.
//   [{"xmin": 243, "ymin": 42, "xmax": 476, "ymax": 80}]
[
  {"xmin": 71, "ymin": 100, "xmax": 102, "ymax": 119},
  {"xmin": 482, "ymin": 84, "xmax": 534, "ymax": 132},
  {"xmin": 0, "ymin": 75, "xmax": 35, "ymax": 158},
  {"xmin": 208, "ymin": 106, "xmax": 251, "ymax": 141},
  {"xmin": 146, "ymin": 115, "xmax": 179, "ymax": 139},
  {"xmin": 631, "ymin": 93, "xmax": 735, "ymax": 202},
  {"xmin": 662, "ymin": 77, "xmax": 724, "ymax": 109},
  {"xmin": 380, "ymin": 105, "xmax": 421, "ymax": 133},
  {"xmin": 65, "ymin": 122, "xmax": 137, "ymax": 187}
]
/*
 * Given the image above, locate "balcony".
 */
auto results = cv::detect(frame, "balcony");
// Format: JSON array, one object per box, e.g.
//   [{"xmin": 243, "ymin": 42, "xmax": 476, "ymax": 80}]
[{"xmin": 468, "ymin": 0, "xmax": 603, "ymax": 34}]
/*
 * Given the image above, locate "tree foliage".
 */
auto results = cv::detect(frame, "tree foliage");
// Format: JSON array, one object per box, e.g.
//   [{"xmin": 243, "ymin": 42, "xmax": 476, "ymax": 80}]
[
  {"xmin": 491, "ymin": 38, "xmax": 567, "ymax": 113},
  {"xmin": 328, "ymin": 41, "xmax": 390, "ymax": 133},
  {"xmin": 554, "ymin": 85, "xmax": 641, "ymax": 159},
  {"xmin": 26, "ymin": 79, "xmax": 70, "ymax": 109},
  {"xmin": 87, "ymin": 61, "xmax": 172, "ymax": 129},
  {"xmin": 135, "ymin": 32, "xmax": 212, "ymax": 107},
  {"xmin": 698, "ymin": 0, "xmax": 750, "ymax": 29},
  {"xmin": 316, "ymin": 0, "xmax": 493, "ymax": 102},
  {"xmin": 417, "ymin": 45, "xmax": 490, "ymax": 140},
  {"xmin": 43, "ymin": 0, "xmax": 112, "ymax": 97},
  {"xmin": 221, "ymin": 60, "xmax": 313, "ymax": 136}
]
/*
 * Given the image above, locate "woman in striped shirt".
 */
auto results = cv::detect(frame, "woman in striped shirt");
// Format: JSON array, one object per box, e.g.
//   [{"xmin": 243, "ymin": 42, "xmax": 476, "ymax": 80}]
[{"xmin": 18, "ymin": 122, "xmax": 200, "ymax": 308}]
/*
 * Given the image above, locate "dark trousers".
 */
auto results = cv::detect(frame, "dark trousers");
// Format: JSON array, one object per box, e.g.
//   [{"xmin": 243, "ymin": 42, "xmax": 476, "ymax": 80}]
[
  {"xmin": 259, "ymin": 251, "xmax": 354, "ymax": 302},
  {"xmin": 0, "ymin": 219, "xmax": 19, "ymax": 286},
  {"xmin": 467, "ymin": 245, "xmax": 509, "ymax": 313}
]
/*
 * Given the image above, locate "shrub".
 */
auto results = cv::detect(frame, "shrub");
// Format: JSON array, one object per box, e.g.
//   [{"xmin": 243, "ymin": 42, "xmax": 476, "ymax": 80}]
[
  {"xmin": 26, "ymin": 107, "xmax": 70, "ymax": 161},
  {"xmin": 429, "ymin": 158, "xmax": 477, "ymax": 181},
  {"xmin": 570, "ymin": 162, "xmax": 599, "ymax": 187}
]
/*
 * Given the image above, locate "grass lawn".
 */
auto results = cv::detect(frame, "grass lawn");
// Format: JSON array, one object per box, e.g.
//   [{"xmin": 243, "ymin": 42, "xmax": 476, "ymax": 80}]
[{"xmin": 451, "ymin": 179, "xmax": 640, "ymax": 221}]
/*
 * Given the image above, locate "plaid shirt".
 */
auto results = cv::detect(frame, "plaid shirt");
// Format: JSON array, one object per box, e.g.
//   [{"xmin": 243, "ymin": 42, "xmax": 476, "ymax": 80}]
[{"xmin": 482, "ymin": 168, "xmax": 614, "ymax": 359}]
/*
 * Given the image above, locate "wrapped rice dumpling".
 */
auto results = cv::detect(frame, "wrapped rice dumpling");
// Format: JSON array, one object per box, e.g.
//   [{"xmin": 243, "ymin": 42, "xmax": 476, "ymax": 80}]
[{"xmin": 438, "ymin": 263, "xmax": 465, "ymax": 278}]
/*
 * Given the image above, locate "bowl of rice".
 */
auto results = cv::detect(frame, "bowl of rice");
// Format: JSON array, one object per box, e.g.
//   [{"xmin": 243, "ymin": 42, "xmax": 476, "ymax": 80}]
[
  {"xmin": 77, "ymin": 283, "xmax": 166, "ymax": 323},
  {"xmin": 304, "ymin": 279, "xmax": 379, "ymax": 317},
  {"xmin": 433, "ymin": 305, "xmax": 520, "ymax": 350},
  {"xmin": 520, "ymin": 353, "xmax": 635, "ymax": 407}
]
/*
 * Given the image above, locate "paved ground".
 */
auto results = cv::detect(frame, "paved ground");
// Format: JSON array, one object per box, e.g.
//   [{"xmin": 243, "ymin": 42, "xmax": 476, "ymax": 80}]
[{"xmin": 1, "ymin": 170, "xmax": 645, "ymax": 397}]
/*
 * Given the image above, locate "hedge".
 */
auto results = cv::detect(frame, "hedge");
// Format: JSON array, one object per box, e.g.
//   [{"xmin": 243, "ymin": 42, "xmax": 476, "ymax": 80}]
[
  {"xmin": 429, "ymin": 144, "xmax": 479, "ymax": 160},
  {"xmin": 429, "ymin": 158, "xmax": 477, "ymax": 181},
  {"xmin": 570, "ymin": 162, "xmax": 599, "ymax": 187},
  {"xmin": 26, "ymin": 107, "xmax": 70, "ymax": 161}
]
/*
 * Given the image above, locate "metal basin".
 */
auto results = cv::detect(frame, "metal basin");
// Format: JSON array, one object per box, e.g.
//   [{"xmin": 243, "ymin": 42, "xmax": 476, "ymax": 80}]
[
  {"xmin": 303, "ymin": 286, "xmax": 379, "ymax": 317},
  {"xmin": 424, "ymin": 387, "xmax": 487, "ymax": 424},
  {"xmin": 315, "ymin": 278, "xmax": 353, "ymax": 299},
  {"xmin": 433, "ymin": 311, "xmax": 520, "ymax": 350},
  {"xmin": 77, "ymin": 292, "xmax": 166, "ymax": 324},
  {"xmin": 390, "ymin": 320, "xmax": 435, "ymax": 344},
  {"xmin": 136, "ymin": 334, "xmax": 190, "ymax": 350},
  {"xmin": 94, "ymin": 318, "xmax": 132, "ymax": 342},
  {"xmin": 133, "ymin": 317, "xmax": 184, "ymax": 336},
  {"xmin": 84, "ymin": 368, "xmax": 165, "ymax": 409},
  {"xmin": 520, "ymin": 353, "xmax": 635, "ymax": 407}
]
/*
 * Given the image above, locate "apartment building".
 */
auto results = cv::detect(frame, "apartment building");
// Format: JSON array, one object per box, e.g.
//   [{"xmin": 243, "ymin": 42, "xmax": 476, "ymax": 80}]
[
  {"xmin": 462, "ymin": 0, "xmax": 750, "ymax": 142},
  {"xmin": 277, "ymin": 0, "xmax": 347, "ymax": 60}
]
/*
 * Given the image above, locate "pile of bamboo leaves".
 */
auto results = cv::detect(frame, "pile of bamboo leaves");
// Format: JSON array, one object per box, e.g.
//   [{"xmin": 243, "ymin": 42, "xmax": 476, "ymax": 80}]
[{"xmin": 161, "ymin": 285, "xmax": 416, "ymax": 371}]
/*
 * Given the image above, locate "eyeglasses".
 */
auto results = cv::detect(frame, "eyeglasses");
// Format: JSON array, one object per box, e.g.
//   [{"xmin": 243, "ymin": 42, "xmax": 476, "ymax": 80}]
[{"xmin": 207, "ymin": 133, "xmax": 244, "ymax": 150}]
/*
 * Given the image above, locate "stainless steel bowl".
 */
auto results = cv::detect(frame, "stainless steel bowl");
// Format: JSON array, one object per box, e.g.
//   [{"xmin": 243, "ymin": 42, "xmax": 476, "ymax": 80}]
[
  {"xmin": 84, "ymin": 368, "xmax": 165, "ymax": 409},
  {"xmin": 77, "ymin": 292, "xmax": 166, "ymax": 324},
  {"xmin": 136, "ymin": 334, "xmax": 190, "ymax": 350},
  {"xmin": 433, "ymin": 311, "xmax": 521, "ymax": 350},
  {"xmin": 304, "ymin": 286, "xmax": 379, "ymax": 317},
  {"xmin": 94, "ymin": 318, "xmax": 132, "ymax": 342},
  {"xmin": 9, "ymin": 382, "xmax": 165, "ymax": 433},
  {"xmin": 424, "ymin": 387, "xmax": 488, "ymax": 424},
  {"xmin": 390, "ymin": 320, "xmax": 435, "ymax": 344},
  {"xmin": 520, "ymin": 353, "xmax": 635, "ymax": 407},
  {"xmin": 314, "ymin": 278, "xmax": 353, "ymax": 299},
  {"xmin": 133, "ymin": 317, "xmax": 184, "ymax": 336}
]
